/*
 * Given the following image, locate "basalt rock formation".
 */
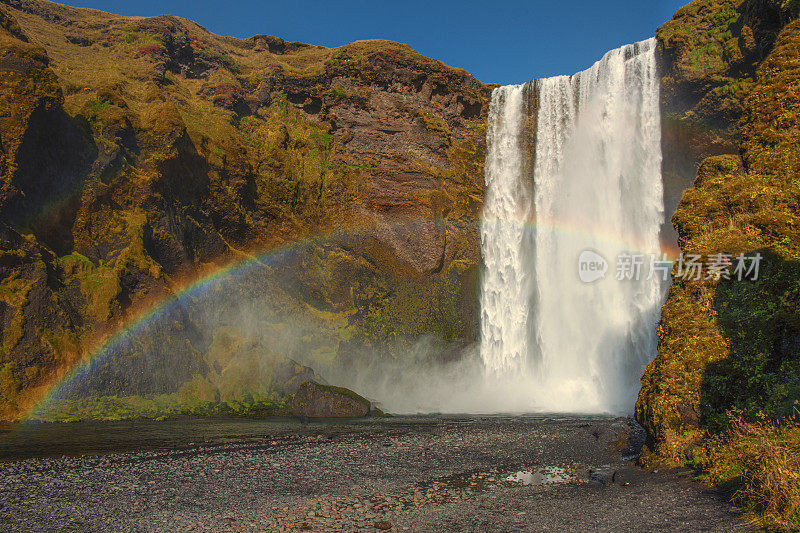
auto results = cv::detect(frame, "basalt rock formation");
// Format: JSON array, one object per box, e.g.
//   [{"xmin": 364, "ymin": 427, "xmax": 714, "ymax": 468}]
[{"xmin": 0, "ymin": 0, "xmax": 491, "ymax": 421}]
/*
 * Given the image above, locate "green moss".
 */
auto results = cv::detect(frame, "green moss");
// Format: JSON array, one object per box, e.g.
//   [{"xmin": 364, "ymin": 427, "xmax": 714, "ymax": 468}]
[
  {"xmin": 123, "ymin": 30, "xmax": 160, "ymax": 46},
  {"xmin": 241, "ymin": 94, "xmax": 353, "ymax": 223},
  {"xmin": 349, "ymin": 259, "xmax": 476, "ymax": 349},
  {"xmin": 31, "ymin": 393, "xmax": 291, "ymax": 422},
  {"xmin": 0, "ymin": 272, "xmax": 35, "ymax": 351},
  {"xmin": 659, "ymin": 0, "xmax": 739, "ymax": 72},
  {"xmin": 58, "ymin": 213, "xmax": 161, "ymax": 323},
  {"xmin": 706, "ymin": 255, "xmax": 800, "ymax": 424},
  {"xmin": 72, "ymin": 260, "xmax": 120, "ymax": 322},
  {"xmin": 418, "ymin": 112, "xmax": 450, "ymax": 136},
  {"xmin": 311, "ymin": 382, "xmax": 370, "ymax": 406},
  {"xmin": 203, "ymin": 49, "xmax": 240, "ymax": 74},
  {"xmin": 325, "ymin": 86, "xmax": 369, "ymax": 107},
  {"xmin": 88, "ymin": 99, "xmax": 111, "ymax": 112},
  {"xmin": 443, "ymin": 122, "xmax": 486, "ymax": 217}
]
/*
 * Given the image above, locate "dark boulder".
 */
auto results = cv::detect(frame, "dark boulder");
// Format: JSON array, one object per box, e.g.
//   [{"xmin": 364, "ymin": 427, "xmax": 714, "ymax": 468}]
[{"xmin": 291, "ymin": 381, "xmax": 371, "ymax": 418}]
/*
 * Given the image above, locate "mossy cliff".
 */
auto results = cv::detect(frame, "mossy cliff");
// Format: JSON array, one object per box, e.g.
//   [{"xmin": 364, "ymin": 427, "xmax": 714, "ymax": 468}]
[
  {"xmin": 0, "ymin": 0, "xmax": 491, "ymax": 421},
  {"xmin": 637, "ymin": 0, "xmax": 800, "ymax": 526},
  {"xmin": 656, "ymin": 0, "xmax": 797, "ymax": 242}
]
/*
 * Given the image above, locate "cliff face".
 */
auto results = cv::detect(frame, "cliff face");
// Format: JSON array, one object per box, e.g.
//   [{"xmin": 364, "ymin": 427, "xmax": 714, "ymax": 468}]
[
  {"xmin": 0, "ymin": 0, "xmax": 490, "ymax": 420},
  {"xmin": 637, "ymin": 0, "xmax": 800, "ymax": 463},
  {"xmin": 656, "ymin": 0, "xmax": 793, "ymax": 244}
]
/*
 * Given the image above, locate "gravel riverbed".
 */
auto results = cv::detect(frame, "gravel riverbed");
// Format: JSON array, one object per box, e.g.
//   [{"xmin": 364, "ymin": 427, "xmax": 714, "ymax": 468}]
[{"xmin": 0, "ymin": 416, "xmax": 746, "ymax": 532}]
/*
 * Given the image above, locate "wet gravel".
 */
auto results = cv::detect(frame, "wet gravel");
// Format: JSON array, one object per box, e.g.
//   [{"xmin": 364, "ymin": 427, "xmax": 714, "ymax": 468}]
[{"xmin": 0, "ymin": 416, "xmax": 746, "ymax": 531}]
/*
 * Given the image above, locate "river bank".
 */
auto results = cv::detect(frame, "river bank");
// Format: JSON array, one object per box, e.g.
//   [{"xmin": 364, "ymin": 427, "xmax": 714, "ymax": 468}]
[{"xmin": 0, "ymin": 416, "xmax": 745, "ymax": 531}]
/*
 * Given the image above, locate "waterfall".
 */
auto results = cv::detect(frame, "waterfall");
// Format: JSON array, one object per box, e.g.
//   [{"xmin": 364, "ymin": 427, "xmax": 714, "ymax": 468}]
[
  {"xmin": 480, "ymin": 38, "xmax": 664, "ymax": 414},
  {"xmin": 480, "ymin": 85, "xmax": 533, "ymax": 376}
]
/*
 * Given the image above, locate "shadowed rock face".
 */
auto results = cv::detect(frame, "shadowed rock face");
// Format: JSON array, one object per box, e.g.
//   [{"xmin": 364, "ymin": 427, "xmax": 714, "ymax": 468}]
[
  {"xmin": 291, "ymin": 381, "xmax": 371, "ymax": 418},
  {"xmin": 0, "ymin": 0, "xmax": 490, "ymax": 421}
]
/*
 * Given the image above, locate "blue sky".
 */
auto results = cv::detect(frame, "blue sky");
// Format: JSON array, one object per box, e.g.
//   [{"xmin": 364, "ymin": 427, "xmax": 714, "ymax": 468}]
[{"xmin": 68, "ymin": 1, "xmax": 689, "ymax": 85}]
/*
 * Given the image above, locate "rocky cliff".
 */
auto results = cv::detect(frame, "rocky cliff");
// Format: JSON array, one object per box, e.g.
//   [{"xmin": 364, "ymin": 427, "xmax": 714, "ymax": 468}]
[
  {"xmin": 636, "ymin": 0, "xmax": 800, "ymax": 497},
  {"xmin": 0, "ymin": 0, "xmax": 491, "ymax": 421},
  {"xmin": 636, "ymin": 5, "xmax": 800, "ymax": 525},
  {"xmin": 656, "ymin": 0, "xmax": 796, "ymax": 244}
]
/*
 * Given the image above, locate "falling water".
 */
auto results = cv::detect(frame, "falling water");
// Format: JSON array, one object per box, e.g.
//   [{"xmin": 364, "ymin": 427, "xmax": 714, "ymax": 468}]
[
  {"xmin": 480, "ymin": 85, "xmax": 533, "ymax": 376},
  {"xmin": 480, "ymin": 38, "xmax": 664, "ymax": 413}
]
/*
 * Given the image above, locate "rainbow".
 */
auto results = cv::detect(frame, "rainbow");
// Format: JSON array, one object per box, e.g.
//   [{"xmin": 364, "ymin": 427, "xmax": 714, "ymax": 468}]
[
  {"xmin": 25, "ymin": 234, "xmax": 319, "ymax": 420},
  {"xmin": 26, "ymin": 216, "xmax": 681, "ymax": 420}
]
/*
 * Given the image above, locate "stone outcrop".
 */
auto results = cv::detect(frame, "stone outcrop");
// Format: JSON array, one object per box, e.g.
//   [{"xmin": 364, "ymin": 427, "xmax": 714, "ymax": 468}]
[{"xmin": 291, "ymin": 380, "xmax": 372, "ymax": 418}]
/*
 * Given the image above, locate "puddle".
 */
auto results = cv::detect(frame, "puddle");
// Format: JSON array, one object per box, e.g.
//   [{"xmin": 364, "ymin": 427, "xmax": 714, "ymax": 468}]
[
  {"xmin": 505, "ymin": 466, "xmax": 573, "ymax": 485},
  {"xmin": 431, "ymin": 465, "xmax": 583, "ymax": 493}
]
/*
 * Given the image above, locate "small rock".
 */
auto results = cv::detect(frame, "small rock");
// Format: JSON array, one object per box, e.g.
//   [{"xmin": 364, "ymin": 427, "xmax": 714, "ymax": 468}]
[{"xmin": 374, "ymin": 520, "xmax": 392, "ymax": 530}]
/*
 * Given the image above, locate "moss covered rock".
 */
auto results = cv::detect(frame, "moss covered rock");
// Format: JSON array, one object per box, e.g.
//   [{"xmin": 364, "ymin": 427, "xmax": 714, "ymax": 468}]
[
  {"xmin": 656, "ymin": 0, "xmax": 796, "ymax": 243},
  {"xmin": 291, "ymin": 380, "xmax": 372, "ymax": 418}
]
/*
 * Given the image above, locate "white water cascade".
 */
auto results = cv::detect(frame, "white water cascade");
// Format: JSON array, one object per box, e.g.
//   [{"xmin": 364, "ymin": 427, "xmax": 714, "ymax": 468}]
[{"xmin": 480, "ymin": 38, "xmax": 665, "ymax": 414}]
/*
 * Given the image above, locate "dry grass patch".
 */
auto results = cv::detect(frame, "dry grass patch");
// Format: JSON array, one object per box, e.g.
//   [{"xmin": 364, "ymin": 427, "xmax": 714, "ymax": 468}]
[{"xmin": 707, "ymin": 413, "xmax": 800, "ymax": 530}]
